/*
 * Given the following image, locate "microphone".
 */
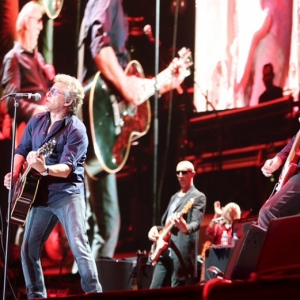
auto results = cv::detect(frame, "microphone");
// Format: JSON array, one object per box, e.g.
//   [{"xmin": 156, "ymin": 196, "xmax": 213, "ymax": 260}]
[
  {"xmin": 10, "ymin": 93, "xmax": 42, "ymax": 101},
  {"xmin": 211, "ymin": 217, "xmax": 224, "ymax": 223},
  {"xmin": 143, "ymin": 24, "xmax": 161, "ymax": 45}
]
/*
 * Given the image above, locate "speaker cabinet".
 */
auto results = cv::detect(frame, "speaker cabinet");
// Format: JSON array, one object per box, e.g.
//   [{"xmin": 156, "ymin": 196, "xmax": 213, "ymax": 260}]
[
  {"xmin": 224, "ymin": 224, "xmax": 266, "ymax": 280},
  {"xmin": 96, "ymin": 258, "xmax": 134, "ymax": 292},
  {"xmin": 233, "ymin": 216, "xmax": 258, "ymax": 238},
  {"xmin": 256, "ymin": 215, "xmax": 300, "ymax": 275},
  {"xmin": 204, "ymin": 247, "xmax": 233, "ymax": 280}
]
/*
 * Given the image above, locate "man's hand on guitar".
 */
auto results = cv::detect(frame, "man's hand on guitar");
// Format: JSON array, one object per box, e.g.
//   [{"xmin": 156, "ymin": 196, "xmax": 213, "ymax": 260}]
[
  {"xmin": 261, "ymin": 156, "xmax": 283, "ymax": 177},
  {"xmin": 121, "ymin": 75, "xmax": 150, "ymax": 106},
  {"xmin": 171, "ymin": 212, "xmax": 189, "ymax": 234},
  {"xmin": 26, "ymin": 151, "xmax": 47, "ymax": 174},
  {"xmin": 121, "ymin": 48, "xmax": 192, "ymax": 104},
  {"xmin": 159, "ymin": 56, "xmax": 192, "ymax": 95},
  {"xmin": 148, "ymin": 226, "xmax": 159, "ymax": 242}
]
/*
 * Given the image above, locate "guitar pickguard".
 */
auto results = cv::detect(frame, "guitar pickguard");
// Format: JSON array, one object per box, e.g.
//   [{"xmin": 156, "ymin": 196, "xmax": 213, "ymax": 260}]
[{"xmin": 83, "ymin": 61, "xmax": 150, "ymax": 175}]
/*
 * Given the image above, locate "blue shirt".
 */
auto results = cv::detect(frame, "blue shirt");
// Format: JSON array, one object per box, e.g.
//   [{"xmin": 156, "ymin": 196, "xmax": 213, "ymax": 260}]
[
  {"xmin": 82, "ymin": 0, "xmax": 129, "ymax": 81},
  {"xmin": 15, "ymin": 112, "xmax": 88, "ymax": 204}
]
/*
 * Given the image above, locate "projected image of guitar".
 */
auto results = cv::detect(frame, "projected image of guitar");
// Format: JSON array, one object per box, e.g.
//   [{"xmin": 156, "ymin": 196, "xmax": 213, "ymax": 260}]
[
  {"xmin": 149, "ymin": 198, "xmax": 194, "ymax": 266},
  {"xmin": 82, "ymin": 48, "xmax": 192, "ymax": 175},
  {"xmin": 10, "ymin": 140, "xmax": 56, "ymax": 226}
]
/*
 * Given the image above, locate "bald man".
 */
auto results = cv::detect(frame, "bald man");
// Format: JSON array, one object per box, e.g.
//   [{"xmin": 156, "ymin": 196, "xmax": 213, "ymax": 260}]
[{"xmin": 148, "ymin": 160, "xmax": 206, "ymax": 288}]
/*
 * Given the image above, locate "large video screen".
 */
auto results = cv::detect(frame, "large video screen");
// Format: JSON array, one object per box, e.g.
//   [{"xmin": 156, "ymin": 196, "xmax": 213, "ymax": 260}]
[{"xmin": 194, "ymin": 0, "xmax": 299, "ymax": 112}]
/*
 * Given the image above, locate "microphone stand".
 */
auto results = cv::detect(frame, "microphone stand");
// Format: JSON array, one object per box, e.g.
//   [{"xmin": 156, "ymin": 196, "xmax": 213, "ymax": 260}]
[
  {"xmin": 1, "ymin": 94, "xmax": 20, "ymax": 300},
  {"xmin": 152, "ymin": 0, "xmax": 160, "ymax": 225}
]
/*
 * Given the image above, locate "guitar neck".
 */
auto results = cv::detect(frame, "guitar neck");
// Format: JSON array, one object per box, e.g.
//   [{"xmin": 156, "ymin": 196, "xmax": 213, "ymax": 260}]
[
  {"xmin": 142, "ymin": 69, "xmax": 173, "ymax": 100},
  {"xmin": 21, "ymin": 165, "xmax": 33, "ymax": 179},
  {"xmin": 117, "ymin": 68, "xmax": 175, "ymax": 113},
  {"xmin": 140, "ymin": 66, "xmax": 190, "ymax": 104},
  {"xmin": 160, "ymin": 220, "xmax": 175, "ymax": 239},
  {"xmin": 286, "ymin": 130, "xmax": 300, "ymax": 164}
]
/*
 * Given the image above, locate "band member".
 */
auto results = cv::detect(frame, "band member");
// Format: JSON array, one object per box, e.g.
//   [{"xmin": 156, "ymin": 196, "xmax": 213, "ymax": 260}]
[
  {"xmin": 259, "ymin": 133, "xmax": 300, "ymax": 229},
  {"xmin": 80, "ymin": 0, "xmax": 190, "ymax": 259},
  {"xmin": 205, "ymin": 201, "xmax": 241, "ymax": 245},
  {"xmin": 4, "ymin": 74, "xmax": 102, "ymax": 298},
  {"xmin": 148, "ymin": 160, "xmax": 206, "ymax": 288},
  {"xmin": 1, "ymin": 1, "xmax": 54, "ymax": 124}
]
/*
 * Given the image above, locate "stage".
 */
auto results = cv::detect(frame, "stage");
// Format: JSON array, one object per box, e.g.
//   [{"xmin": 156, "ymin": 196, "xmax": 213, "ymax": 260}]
[{"xmin": 15, "ymin": 274, "xmax": 300, "ymax": 300}]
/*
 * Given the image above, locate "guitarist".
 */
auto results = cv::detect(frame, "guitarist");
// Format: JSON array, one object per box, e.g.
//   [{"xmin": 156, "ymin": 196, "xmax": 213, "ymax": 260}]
[
  {"xmin": 259, "ymin": 133, "xmax": 300, "ymax": 230},
  {"xmin": 148, "ymin": 161, "xmax": 206, "ymax": 288},
  {"xmin": 4, "ymin": 74, "xmax": 102, "ymax": 297},
  {"xmin": 80, "ymin": 0, "xmax": 190, "ymax": 259}
]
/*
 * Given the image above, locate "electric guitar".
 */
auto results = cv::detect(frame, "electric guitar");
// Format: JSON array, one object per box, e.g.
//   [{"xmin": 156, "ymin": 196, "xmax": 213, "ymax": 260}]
[
  {"xmin": 10, "ymin": 140, "xmax": 56, "ymax": 226},
  {"xmin": 149, "ymin": 198, "xmax": 194, "ymax": 266},
  {"xmin": 199, "ymin": 240, "xmax": 212, "ymax": 283},
  {"xmin": 82, "ymin": 48, "xmax": 192, "ymax": 176},
  {"xmin": 276, "ymin": 130, "xmax": 300, "ymax": 192}
]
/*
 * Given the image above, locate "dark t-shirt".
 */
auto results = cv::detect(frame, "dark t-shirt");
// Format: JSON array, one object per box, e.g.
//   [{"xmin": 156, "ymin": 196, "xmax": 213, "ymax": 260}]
[
  {"xmin": 259, "ymin": 85, "xmax": 283, "ymax": 103},
  {"xmin": 82, "ymin": 0, "xmax": 129, "ymax": 81},
  {"xmin": 0, "ymin": 42, "xmax": 51, "ymax": 122}
]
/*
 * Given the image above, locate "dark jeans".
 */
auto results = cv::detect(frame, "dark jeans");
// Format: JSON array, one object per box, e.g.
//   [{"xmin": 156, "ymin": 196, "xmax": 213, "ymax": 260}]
[
  {"xmin": 150, "ymin": 253, "xmax": 186, "ymax": 289},
  {"xmin": 258, "ymin": 172, "xmax": 300, "ymax": 229},
  {"xmin": 21, "ymin": 194, "xmax": 102, "ymax": 298}
]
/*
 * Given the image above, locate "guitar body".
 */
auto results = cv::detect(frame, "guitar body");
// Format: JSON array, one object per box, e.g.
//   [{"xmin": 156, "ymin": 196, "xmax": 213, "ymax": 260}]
[
  {"xmin": 83, "ymin": 60, "xmax": 151, "ymax": 176},
  {"xmin": 149, "ymin": 226, "xmax": 172, "ymax": 265},
  {"xmin": 9, "ymin": 140, "xmax": 55, "ymax": 226},
  {"xmin": 149, "ymin": 198, "xmax": 195, "ymax": 266},
  {"xmin": 10, "ymin": 170, "xmax": 42, "ymax": 226},
  {"xmin": 276, "ymin": 163, "xmax": 298, "ymax": 191}
]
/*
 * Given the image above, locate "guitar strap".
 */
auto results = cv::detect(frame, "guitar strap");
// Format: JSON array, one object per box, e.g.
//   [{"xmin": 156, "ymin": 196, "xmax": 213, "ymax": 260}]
[
  {"xmin": 53, "ymin": 116, "xmax": 73, "ymax": 141},
  {"xmin": 41, "ymin": 116, "xmax": 73, "ymax": 162}
]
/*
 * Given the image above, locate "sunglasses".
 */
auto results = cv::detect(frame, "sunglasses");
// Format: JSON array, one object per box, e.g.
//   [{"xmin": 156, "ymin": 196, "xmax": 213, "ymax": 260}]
[
  {"xmin": 176, "ymin": 170, "xmax": 192, "ymax": 176},
  {"xmin": 48, "ymin": 88, "xmax": 65, "ymax": 97}
]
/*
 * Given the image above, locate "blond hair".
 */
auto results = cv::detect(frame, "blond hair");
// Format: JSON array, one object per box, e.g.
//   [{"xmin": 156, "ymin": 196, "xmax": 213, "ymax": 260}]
[
  {"xmin": 16, "ymin": 1, "xmax": 43, "ymax": 32},
  {"xmin": 54, "ymin": 74, "xmax": 85, "ymax": 114},
  {"xmin": 223, "ymin": 202, "xmax": 241, "ymax": 222}
]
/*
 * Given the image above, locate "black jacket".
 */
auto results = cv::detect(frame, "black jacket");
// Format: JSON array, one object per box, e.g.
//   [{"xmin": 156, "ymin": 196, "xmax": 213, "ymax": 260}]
[{"xmin": 160, "ymin": 185, "xmax": 206, "ymax": 280}]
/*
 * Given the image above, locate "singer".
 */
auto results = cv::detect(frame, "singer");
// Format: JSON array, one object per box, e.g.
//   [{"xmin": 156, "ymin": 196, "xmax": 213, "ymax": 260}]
[
  {"xmin": 0, "ymin": 1, "xmax": 54, "ymax": 125},
  {"xmin": 205, "ymin": 201, "xmax": 241, "ymax": 245},
  {"xmin": 3, "ymin": 74, "xmax": 102, "ymax": 298}
]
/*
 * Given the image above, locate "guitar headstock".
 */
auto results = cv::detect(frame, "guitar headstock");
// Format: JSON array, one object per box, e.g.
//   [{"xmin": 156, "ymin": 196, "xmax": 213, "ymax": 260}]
[
  {"xmin": 177, "ymin": 47, "xmax": 193, "ymax": 76},
  {"xmin": 37, "ymin": 139, "xmax": 56, "ymax": 159},
  {"xmin": 200, "ymin": 240, "xmax": 212, "ymax": 259},
  {"xmin": 182, "ymin": 198, "xmax": 194, "ymax": 214}
]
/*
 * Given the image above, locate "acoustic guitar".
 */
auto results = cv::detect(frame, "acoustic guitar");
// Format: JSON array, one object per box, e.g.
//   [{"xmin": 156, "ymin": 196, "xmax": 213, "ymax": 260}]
[
  {"xmin": 10, "ymin": 140, "xmax": 56, "ymax": 226},
  {"xmin": 149, "ymin": 198, "xmax": 194, "ymax": 266},
  {"xmin": 82, "ymin": 48, "xmax": 192, "ymax": 176}
]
